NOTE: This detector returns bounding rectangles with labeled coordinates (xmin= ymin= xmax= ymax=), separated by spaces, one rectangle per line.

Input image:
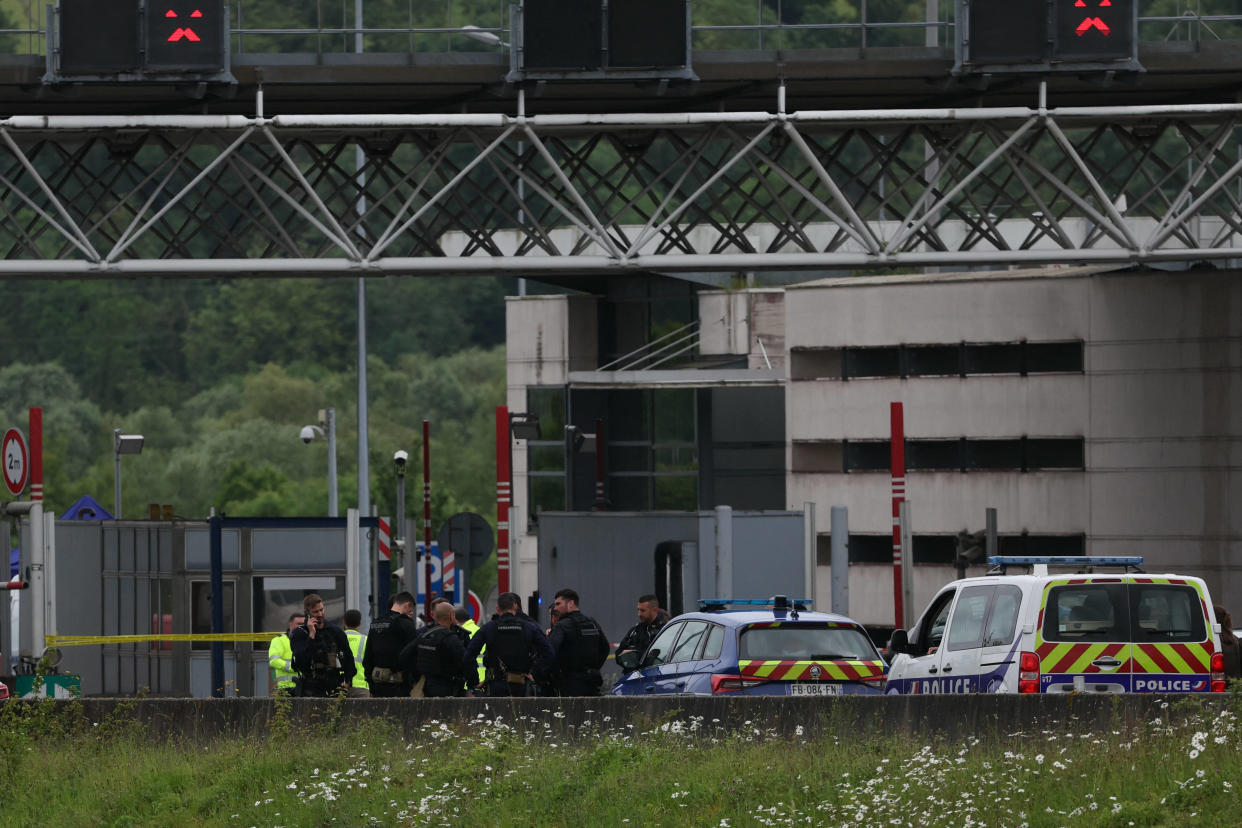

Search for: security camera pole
xmin=300 ymin=409 xmax=338 ymax=517
xmin=323 ymin=408 xmax=338 ymax=517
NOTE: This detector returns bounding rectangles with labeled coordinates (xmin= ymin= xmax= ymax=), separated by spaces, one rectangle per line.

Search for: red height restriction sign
xmin=3 ymin=427 xmax=29 ymax=496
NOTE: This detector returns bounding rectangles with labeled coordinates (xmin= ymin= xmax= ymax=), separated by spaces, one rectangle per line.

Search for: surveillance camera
xmin=393 ymin=450 xmax=409 ymax=467
xmin=300 ymin=425 xmax=317 ymax=444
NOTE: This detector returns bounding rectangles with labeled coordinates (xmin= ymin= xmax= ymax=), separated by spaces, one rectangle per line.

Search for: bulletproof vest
xmin=558 ymin=612 xmax=605 ymax=672
xmin=416 ymin=626 xmax=453 ymax=677
xmin=305 ymin=631 xmax=341 ymax=680
xmin=490 ymin=614 xmax=533 ymax=673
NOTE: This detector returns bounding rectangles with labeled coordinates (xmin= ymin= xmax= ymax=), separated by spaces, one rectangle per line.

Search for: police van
xmin=885 ymin=557 xmax=1227 ymax=695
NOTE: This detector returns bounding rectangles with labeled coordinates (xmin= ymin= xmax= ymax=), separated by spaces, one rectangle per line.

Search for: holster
xmin=370 ymin=666 xmax=404 ymax=684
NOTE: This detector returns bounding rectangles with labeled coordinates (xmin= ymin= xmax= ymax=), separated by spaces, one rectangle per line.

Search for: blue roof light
xmin=698 ymin=597 xmax=813 ymax=611
xmin=987 ymin=556 xmax=1143 ymax=566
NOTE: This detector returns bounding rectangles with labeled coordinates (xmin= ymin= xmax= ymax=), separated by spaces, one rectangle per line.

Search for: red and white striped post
xmin=890 ymin=401 xmax=906 ymax=629
xmin=29 ymin=407 xmax=42 ymax=501
xmin=496 ymin=406 xmax=511 ymax=594
xmin=377 ymin=516 xmax=391 ymax=563
xmin=422 ymin=419 xmax=433 ymax=620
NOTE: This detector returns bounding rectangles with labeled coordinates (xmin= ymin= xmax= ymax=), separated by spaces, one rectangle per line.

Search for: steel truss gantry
xmin=4 ymin=90 xmax=1242 ymax=278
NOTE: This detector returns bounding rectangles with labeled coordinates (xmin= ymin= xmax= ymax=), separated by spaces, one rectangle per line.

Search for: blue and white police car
xmin=611 ymin=596 xmax=888 ymax=696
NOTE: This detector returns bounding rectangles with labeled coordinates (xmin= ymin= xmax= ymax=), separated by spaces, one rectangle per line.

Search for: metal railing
xmin=2 ymin=2 xmax=1241 ymax=58
xmin=599 ymin=321 xmax=701 ymax=372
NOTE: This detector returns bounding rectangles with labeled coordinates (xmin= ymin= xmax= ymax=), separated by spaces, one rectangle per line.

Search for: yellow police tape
xmin=45 ymin=632 xmax=281 ymax=647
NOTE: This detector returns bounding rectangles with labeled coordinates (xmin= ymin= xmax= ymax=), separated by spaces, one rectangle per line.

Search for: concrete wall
xmin=19 ymin=695 xmax=1229 ymax=743
xmin=785 ymin=267 xmax=1242 ymax=626
xmin=537 ymin=509 xmax=810 ymax=674
xmin=505 ymin=295 xmax=600 ymax=597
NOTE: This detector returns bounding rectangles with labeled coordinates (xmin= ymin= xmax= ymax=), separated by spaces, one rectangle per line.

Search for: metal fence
xmin=0 ymin=1 xmax=1239 ymax=57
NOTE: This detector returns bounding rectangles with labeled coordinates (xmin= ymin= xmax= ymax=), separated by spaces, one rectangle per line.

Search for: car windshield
xmin=739 ymin=623 xmax=878 ymax=661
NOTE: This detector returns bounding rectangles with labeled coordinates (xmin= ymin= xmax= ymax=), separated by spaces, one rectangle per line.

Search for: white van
xmin=885 ymin=557 xmax=1227 ymax=694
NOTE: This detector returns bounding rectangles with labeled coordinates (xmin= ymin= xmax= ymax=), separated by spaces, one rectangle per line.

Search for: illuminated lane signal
xmin=956 ymin=0 xmax=1139 ymax=73
xmin=145 ymin=0 xmax=226 ymax=73
xmin=1054 ymin=0 xmax=1135 ymax=61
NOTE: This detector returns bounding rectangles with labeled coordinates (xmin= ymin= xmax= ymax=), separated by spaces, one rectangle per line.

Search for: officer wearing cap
xmin=465 ymin=592 xmax=555 ymax=696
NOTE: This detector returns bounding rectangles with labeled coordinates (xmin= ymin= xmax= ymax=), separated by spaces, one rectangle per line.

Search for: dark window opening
xmin=802 ymin=437 xmax=1085 ymax=473
xmin=965 ymin=343 xmax=1023 ymax=375
xmin=842 ymin=533 xmax=1086 ymax=564
xmin=827 ymin=340 xmax=1083 ymax=380
xmin=907 ymin=344 xmax=961 ymax=377
xmin=844 ymin=346 xmax=900 ymax=379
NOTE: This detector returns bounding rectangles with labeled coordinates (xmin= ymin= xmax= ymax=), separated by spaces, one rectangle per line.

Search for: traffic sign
xmin=465 ymin=590 xmax=483 ymax=624
xmin=437 ymin=512 xmax=494 ymax=570
xmin=3 ymin=427 xmax=29 ymax=496
xmin=58 ymin=0 xmax=141 ymax=76
xmin=144 ymin=0 xmax=227 ymax=73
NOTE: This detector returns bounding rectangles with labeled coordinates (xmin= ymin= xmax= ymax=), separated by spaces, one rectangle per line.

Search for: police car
xmin=611 ymin=596 xmax=888 ymax=696
xmin=885 ymin=557 xmax=1228 ymax=695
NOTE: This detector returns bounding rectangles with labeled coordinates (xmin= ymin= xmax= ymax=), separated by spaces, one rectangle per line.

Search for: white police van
xmin=885 ymin=557 xmax=1227 ymax=695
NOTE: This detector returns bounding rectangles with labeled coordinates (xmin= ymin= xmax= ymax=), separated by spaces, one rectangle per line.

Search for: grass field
xmin=2 ymin=693 xmax=1240 ymax=827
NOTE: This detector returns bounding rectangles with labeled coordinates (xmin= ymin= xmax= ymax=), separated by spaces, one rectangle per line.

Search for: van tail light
xmin=710 ymin=674 xmax=770 ymax=694
xmin=1018 ymin=651 xmax=1040 ymax=694
xmin=1211 ymin=652 xmax=1226 ymax=693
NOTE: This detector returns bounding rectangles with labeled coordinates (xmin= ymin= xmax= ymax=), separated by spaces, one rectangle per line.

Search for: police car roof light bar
xmin=986 ymin=555 xmax=1145 ymax=576
xmin=698 ymin=597 xmax=813 ymax=612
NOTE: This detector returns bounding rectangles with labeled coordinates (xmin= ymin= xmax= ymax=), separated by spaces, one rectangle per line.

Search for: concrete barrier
xmin=6 ymin=694 xmax=1228 ymax=742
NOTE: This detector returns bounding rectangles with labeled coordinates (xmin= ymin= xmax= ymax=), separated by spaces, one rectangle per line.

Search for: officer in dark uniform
xmin=616 ymin=593 xmax=671 ymax=663
xmin=363 ymin=591 xmax=420 ymax=697
xmin=289 ymin=593 xmax=356 ymax=697
xmin=465 ymin=592 xmax=555 ymax=696
xmin=401 ymin=601 xmax=467 ymax=697
xmin=547 ymin=588 xmax=611 ymax=696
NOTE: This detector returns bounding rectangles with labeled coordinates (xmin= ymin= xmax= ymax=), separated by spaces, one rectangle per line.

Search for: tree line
xmin=0 ymin=275 xmax=513 ymax=589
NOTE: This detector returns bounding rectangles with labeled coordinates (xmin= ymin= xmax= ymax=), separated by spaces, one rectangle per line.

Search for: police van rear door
xmin=1126 ymin=577 xmax=1214 ymax=693
xmin=1036 ymin=580 xmax=1131 ymax=693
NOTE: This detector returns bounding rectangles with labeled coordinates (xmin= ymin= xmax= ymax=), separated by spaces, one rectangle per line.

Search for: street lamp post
xmin=300 ymin=408 xmax=338 ymax=517
xmin=113 ymin=429 xmax=144 ymax=519
xmin=393 ymin=450 xmax=408 ymax=593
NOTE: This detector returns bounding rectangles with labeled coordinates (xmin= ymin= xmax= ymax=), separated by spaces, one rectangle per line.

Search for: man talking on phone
xmin=290 ymin=593 xmax=356 ymax=697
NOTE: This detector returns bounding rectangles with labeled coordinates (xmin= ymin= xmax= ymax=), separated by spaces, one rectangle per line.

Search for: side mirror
xmin=888 ymin=629 xmax=909 ymax=655
xmin=616 ymin=650 xmax=641 ymax=671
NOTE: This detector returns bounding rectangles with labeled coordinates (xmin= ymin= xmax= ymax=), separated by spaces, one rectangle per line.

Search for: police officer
xmin=268 ymin=612 xmax=304 ymax=696
xmin=547 ymin=588 xmax=611 ymax=696
xmin=342 ymin=608 xmax=370 ymax=698
xmin=363 ymin=591 xmax=419 ymax=697
xmin=401 ymin=602 xmax=467 ymax=697
xmin=616 ymin=594 xmax=670 ymax=664
xmin=289 ymin=593 xmax=356 ymax=697
xmin=465 ymin=592 xmax=555 ymax=697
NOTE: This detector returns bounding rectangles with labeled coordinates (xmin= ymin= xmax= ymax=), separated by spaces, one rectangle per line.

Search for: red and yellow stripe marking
xmin=738 ymin=659 xmax=886 ymax=681
xmin=1128 ymin=642 xmax=1211 ymax=674
xmin=1035 ymin=642 xmax=1127 ymax=674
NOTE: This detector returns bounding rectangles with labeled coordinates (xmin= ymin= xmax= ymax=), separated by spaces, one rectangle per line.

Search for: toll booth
xmin=15 ymin=516 xmax=380 ymax=697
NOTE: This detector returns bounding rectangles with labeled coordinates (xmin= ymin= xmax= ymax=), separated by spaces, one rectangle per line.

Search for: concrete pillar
xmin=714 ymin=505 xmax=733 ymax=597
xmin=830 ymin=505 xmax=848 ymax=615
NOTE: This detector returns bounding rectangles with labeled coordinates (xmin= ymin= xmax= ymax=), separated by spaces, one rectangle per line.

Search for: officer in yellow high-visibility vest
xmin=455 ymin=605 xmax=487 ymax=689
xmin=343 ymin=608 xmax=371 ymax=697
xmin=268 ymin=613 xmax=304 ymax=695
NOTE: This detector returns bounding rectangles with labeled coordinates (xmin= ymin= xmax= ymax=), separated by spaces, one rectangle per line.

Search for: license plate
xmin=789 ymin=683 xmax=840 ymax=696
